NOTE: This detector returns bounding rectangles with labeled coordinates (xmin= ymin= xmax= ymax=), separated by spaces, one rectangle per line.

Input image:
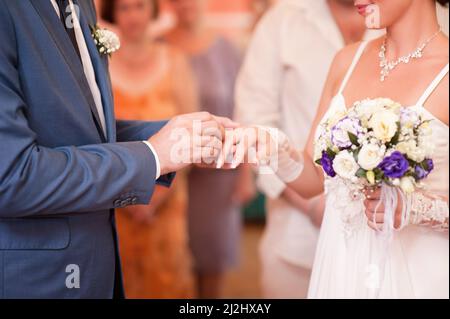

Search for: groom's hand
xmin=148 ymin=112 xmax=239 ymax=175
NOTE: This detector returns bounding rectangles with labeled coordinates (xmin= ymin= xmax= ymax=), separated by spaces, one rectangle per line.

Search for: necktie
xmin=56 ymin=0 xmax=82 ymax=61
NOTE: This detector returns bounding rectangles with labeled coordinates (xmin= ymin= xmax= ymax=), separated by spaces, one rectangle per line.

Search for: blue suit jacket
xmin=0 ymin=0 xmax=174 ymax=298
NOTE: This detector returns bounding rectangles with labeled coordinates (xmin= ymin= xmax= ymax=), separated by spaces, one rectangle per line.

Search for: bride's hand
xmin=216 ymin=126 xmax=275 ymax=169
xmin=363 ymin=187 xmax=403 ymax=231
xmin=216 ymin=126 xmax=304 ymax=184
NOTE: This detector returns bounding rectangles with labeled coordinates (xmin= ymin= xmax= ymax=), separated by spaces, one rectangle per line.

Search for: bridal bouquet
xmin=314 ymin=98 xmax=434 ymax=194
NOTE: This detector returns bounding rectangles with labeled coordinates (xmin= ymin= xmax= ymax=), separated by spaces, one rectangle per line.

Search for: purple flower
xmin=414 ymin=166 xmax=428 ymax=180
xmin=331 ymin=117 xmax=363 ymax=149
xmin=377 ymin=151 xmax=409 ymax=178
xmin=320 ymin=151 xmax=336 ymax=177
xmin=400 ymin=108 xmax=420 ymax=126
xmin=415 ymin=159 xmax=434 ymax=180
xmin=425 ymin=158 xmax=434 ymax=172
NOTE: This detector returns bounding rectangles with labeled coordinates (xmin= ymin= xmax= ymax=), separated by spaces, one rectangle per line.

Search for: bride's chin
xmin=365 ymin=24 xmax=385 ymax=30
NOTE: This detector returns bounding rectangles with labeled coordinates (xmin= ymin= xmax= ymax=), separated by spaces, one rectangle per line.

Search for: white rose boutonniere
xmin=91 ymin=25 xmax=120 ymax=57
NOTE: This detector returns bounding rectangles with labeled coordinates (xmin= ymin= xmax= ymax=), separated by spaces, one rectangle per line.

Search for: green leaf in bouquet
xmin=348 ymin=132 xmax=360 ymax=146
xmin=374 ymin=168 xmax=384 ymax=181
xmin=407 ymin=158 xmax=417 ymax=167
xmin=326 ymin=148 xmax=336 ymax=159
xmin=353 ymin=148 xmax=360 ymax=162
xmin=315 ymin=158 xmax=323 ymax=166
xmin=356 ymin=168 xmax=367 ymax=178
xmin=405 ymin=170 xmax=415 ymax=178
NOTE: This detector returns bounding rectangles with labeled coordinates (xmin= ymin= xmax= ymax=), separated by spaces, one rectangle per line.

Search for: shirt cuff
xmin=256 ymin=170 xmax=287 ymax=199
xmin=142 ymin=141 xmax=161 ymax=180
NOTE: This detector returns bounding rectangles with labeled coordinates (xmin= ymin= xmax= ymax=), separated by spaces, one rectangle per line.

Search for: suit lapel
xmin=76 ymin=0 xmax=116 ymax=143
xmin=31 ymin=0 xmax=107 ymax=142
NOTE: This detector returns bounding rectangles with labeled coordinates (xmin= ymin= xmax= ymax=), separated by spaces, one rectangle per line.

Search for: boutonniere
xmin=90 ymin=25 xmax=120 ymax=57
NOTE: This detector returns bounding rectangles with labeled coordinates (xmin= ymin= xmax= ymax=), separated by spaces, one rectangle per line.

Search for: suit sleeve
xmin=0 ymin=1 xmax=157 ymax=217
xmin=116 ymin=120 xmax=176 ymax=187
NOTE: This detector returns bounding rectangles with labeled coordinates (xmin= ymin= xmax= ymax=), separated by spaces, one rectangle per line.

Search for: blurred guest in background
xmin=97 ymin=0 xmax=176 ymax=38
xmin=102 ymin=0 xmax=198 ymax=299
xmin=165 ymin=0 xmax=255 ymax=299
xmin=235 ymin=0 xmax=383 ymax=298
xmin=235 ymin=0 xmax=275 ymax=51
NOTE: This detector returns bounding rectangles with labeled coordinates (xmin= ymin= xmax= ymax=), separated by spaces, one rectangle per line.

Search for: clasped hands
xmin=363 ymin=187 xmax=404 ymax=231
xmin=149 ymin=112 xmax=413 ymax=234
xmin=148 ymin=112 xmax=278 ymax=176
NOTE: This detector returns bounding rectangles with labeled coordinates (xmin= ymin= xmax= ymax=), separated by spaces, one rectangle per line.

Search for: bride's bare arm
xmin=285 ymin=48 xmax=356 ymax=198
xmin=227 ymin=44 xmax=360 ymax=198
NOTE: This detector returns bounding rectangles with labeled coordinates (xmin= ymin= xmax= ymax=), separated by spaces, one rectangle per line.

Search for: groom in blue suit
xmin=0 ymin=0 xmax=233 ymax=298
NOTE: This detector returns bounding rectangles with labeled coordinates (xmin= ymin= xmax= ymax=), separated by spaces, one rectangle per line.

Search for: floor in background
xmin=222 ymin=223 xmax=265 ymax=299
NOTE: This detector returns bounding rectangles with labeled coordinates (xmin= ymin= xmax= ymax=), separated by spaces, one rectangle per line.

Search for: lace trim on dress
xmin=404 ymin=192 xmax=449 ymax=231
xmin=324 ymin=177 xmax=365 ymax=238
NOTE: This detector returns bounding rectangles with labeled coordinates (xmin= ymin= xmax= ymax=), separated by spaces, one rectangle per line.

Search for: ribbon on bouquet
xmin=371 ymin=184 xmax=409 ymax=298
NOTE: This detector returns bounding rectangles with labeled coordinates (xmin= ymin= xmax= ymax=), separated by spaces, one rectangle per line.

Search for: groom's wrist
xmin=142 ymin=141 xmax=161 ymax=180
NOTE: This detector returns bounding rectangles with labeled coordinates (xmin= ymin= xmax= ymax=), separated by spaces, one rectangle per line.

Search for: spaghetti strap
xmin=337 ymin=41 xmax=369 ymax=95
xmin=416 ymin=63 xmax=449 ymax=107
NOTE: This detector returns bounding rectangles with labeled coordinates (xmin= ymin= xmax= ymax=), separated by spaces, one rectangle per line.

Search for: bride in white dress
xmin=223 ymin=0 xmax=449 ymax=298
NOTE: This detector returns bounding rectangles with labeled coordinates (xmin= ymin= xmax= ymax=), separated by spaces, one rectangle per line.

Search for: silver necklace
xmin=379 ymin=28 xmax=442 ymax=82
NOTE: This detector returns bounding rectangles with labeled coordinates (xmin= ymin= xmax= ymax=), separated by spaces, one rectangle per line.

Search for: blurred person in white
xmin=235 ymin=0 xmax=449 ymax=298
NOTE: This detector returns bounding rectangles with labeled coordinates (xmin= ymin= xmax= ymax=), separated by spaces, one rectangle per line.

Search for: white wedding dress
xmin=308 ymin=41 xmax=449 ymax=299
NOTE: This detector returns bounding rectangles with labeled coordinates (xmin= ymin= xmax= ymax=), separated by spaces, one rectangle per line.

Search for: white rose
xmin=328 ymin=109 xmax=348 ymax=127
xmin=418 ymin=135 xmax=435 ymax=158
xmin=333 ymin=150 xmax=360 ymax=180
xmin=396 ymin=140 xmax=426 ymax=162
xmin=418 ymin=121 xmax=432 ymax=136
xmin=408 ymin=148 xmax=426 ymax=162
xmin=396 ymin=140 xmax=414 ymax=155
xmin=358 ymin=143 xmax=385 ymax=170
xmin=355 ymin=99 xmax=381 ymax=119
xmin=400 ymin=177 xmax=415 ymax=194
xmin=369 ymin=110 xmax=399 ymax=143
xmin=313 ymin=138 xmax=326 ymax=162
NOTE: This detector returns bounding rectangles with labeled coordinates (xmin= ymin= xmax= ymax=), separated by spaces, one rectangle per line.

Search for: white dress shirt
xmin=50 ymin=0 xmax=161 ymax=179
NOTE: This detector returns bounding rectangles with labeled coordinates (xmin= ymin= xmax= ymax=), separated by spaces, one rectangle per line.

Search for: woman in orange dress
xmin=101 ymin=0 xmax=197 ymax=298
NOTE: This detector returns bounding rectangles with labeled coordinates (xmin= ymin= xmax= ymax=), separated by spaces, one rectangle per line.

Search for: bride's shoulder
xmin=327 ymin=41 xmax=367 ymax=87
xmin=333 ymin=38 xmax=381 ymax=68
xmin=328 ymin=38 xmax=383 ymax=84
xmin=435 ymin=34 xmax=449 ymax=58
